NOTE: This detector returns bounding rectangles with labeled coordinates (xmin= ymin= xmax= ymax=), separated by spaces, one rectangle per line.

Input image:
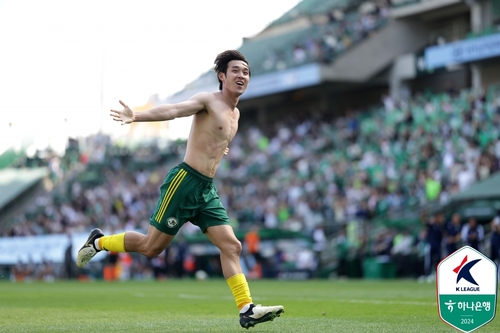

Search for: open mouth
xmin=236 ymin=81 xmax=244 ymax=86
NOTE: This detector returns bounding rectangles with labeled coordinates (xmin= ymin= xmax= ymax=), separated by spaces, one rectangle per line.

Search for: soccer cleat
xmin=76 ymin=228 xmax=104 ymax=268
xmin=239 ymin=303 xmax=284 ymax=329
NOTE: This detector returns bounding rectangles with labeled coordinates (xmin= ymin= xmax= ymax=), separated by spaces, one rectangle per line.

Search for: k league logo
xmin=453 ymin=255 xmax=481 ymax=291
xmin=437 ymin=246 xmax=497 ymax=333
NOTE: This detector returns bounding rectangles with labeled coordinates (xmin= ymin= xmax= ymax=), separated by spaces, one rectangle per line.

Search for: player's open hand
xmin=110 ymin=100 xmax=134 ymax=125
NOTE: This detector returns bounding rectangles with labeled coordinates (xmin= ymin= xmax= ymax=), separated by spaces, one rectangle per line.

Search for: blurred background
xmin=2 ymin=0 xmax=500 ymax=283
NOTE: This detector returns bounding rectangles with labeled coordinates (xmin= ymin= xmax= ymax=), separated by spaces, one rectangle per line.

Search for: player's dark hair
xmin=214 ymin=50 xmax=250 ymax=91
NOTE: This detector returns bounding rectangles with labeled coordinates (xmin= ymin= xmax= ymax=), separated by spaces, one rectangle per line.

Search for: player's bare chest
xmin=212 ymin=110 xmax=239 ymax=137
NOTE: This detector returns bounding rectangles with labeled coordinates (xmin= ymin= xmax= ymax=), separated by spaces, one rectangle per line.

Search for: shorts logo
xmin=166 ymin=217 xmax=178 ymax=228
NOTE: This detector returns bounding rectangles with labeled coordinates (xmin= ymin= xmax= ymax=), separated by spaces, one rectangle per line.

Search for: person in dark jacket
xmin=461 ymin=216 xmax=484 ymax=251
xmin=446 ymin=213 xmax=462 ymax=255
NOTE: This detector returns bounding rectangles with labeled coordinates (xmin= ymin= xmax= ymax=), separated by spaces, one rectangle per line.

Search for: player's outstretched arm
xmin=110 ymin=93 xmax=212 ymax=124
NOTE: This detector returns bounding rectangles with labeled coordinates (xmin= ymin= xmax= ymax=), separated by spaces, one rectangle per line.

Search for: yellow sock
xmin=226 ymin=273 xmax=252 ymax=310
xmin=98 ymin=232 xmax=126 ymax=252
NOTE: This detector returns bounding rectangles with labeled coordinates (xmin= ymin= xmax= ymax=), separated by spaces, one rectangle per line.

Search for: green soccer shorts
xmin=150 ymin=162 xmax=230 ymax=235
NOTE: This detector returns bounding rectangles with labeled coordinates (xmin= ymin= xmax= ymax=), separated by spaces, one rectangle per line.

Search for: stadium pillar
xmin=389 ymin=54 xmax=415 ymax=101
xmin=469 ymin=1 xmax=482 ymax=33
xmin=468 ymin=0 xmax=492 ymax=34
xmin=468 ymin=0 xmax=494 ymax=91
xmin=471 ymin=64 xmax=482 ymax=92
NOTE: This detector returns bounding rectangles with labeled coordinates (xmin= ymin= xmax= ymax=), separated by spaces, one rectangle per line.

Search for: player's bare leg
xmin=122 ymin=226 xmax=174 ymax=258
xmin=205 ymin=225 xmax=284 ymax=329
xmin=77 ymin=226 xmax=174 ymax=268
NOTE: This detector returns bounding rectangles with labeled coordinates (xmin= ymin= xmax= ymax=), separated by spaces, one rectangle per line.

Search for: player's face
xmin=222 ymin=60 xmax=250 ymax=95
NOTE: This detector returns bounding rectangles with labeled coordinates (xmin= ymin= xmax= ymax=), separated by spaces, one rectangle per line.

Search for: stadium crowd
xmin=217 ymin=87 xmax=500 ymax=231
xmin=4 ymin=85 xmax=500 ymax=280
xmin=260 ymin=0 xmax=390 ymax=74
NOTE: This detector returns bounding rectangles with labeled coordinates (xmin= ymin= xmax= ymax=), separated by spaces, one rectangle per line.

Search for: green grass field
xmin=0 ymin=279 xmax=498 ymax=332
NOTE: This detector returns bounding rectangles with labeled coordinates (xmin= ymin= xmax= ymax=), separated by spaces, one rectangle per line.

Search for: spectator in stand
xmin=336 ymin=226 xmax=350 ymax=278
xmin=425 ymin=171 xmax=441 ymax=202
xmin=312 ymin=224 xmax=327 ymax=266
xmin=244 ymin=226 xmax=262 ymax=275
xmin=490 ymin=210 xmax=500 ymax=275
xmin=371 ymin=230 xmax=393 ymax=259
xmin=151 ymin=250 xmax=167 ymax=280
xmin=423 ymin=213 xmax=446 ymax=278
xmin=292 ymin=44 xmax=307 ymax=64
xmin=445 ymin=213 xmax=462 ymax=255
xmin=12 ymin=259 xmax=26 ymax=282
xmin=461 ymin=216 xmax=484 ymax=252
xmin=295 ymin=246 xmax=316 ymax=277
xmin=172 ymin=236 xmax=188 ymax=278
xmin=64 ymin=234 xmax=75 ymax=279
xmin=415 ymin=228 xmax=428 ymax=279
xmin=391 ymin=229 xmax=414 ymax=278
xmin=103 ymin=251 xmax=119 ymax=281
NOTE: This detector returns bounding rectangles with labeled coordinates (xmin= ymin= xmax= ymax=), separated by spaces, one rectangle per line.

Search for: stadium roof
xmin=450 ymin=172 xmax=500 ymax=202
xmin=0 ymin=167 xmax=47 ymax=211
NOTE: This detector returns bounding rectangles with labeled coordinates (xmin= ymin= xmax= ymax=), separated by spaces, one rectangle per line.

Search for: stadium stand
xmin=0 ymin=137 xmax=82 ymax=226
xmin=218 ymin=86 xmax=500 ymax=228
xmin=4 ymin=0 xmax=500 ymax=281
xmin=239 ymin=2 xmax=389 ymax=76
xmin=3 ymin=85 xmax=500 ymax=279
xmin=266 ymin=0 xmax=355 ymax=28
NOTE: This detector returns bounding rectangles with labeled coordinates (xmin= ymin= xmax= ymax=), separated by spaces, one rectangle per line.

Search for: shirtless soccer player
xmin=76 ymin=50 xmax=284 ymax=329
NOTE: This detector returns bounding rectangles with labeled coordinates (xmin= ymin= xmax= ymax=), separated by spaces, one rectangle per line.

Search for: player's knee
xmin=144 ymin=246 xmax=164 ymax=258
xmin=222 ymin=239 xmax=242 ymax=257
